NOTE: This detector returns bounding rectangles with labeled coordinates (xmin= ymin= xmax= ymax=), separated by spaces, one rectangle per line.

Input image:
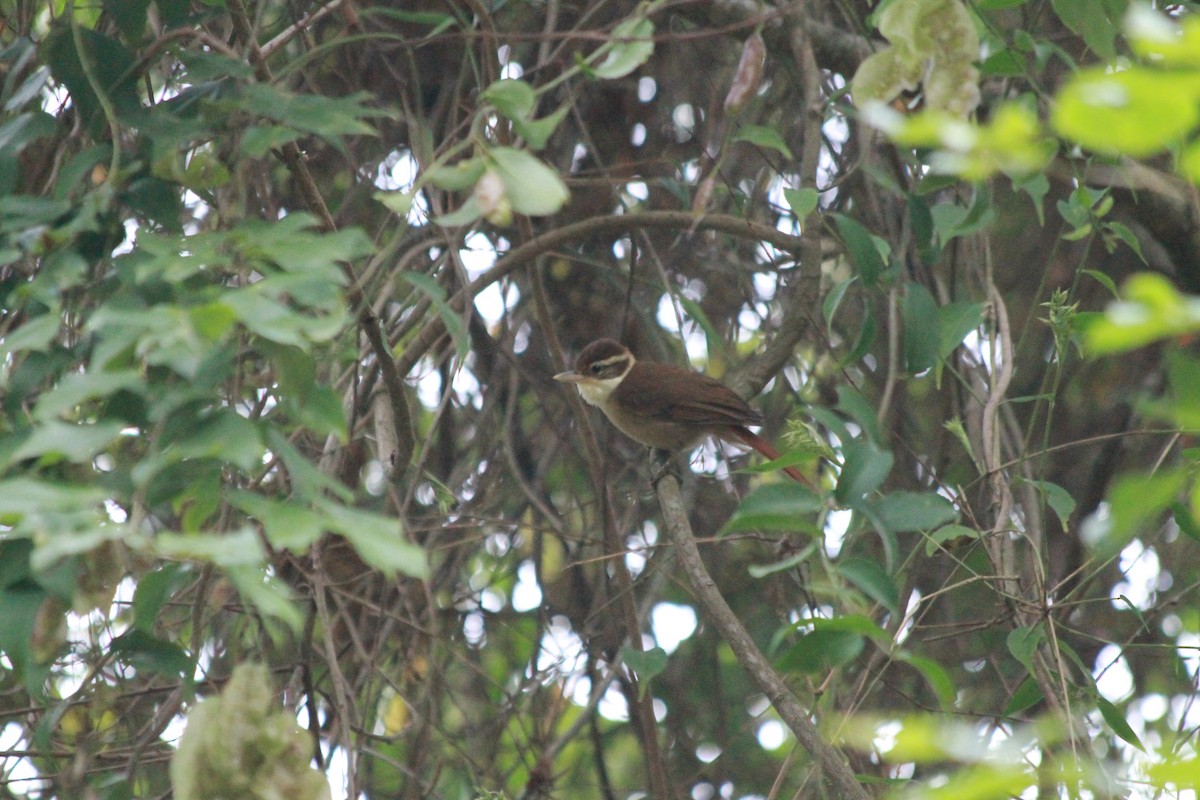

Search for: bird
xmin=553 ymin=338 xmax=809 ymax=484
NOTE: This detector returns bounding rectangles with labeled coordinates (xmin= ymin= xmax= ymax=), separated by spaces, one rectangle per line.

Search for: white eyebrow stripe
xmin=593 ymin=354 xmax=633 ymax=368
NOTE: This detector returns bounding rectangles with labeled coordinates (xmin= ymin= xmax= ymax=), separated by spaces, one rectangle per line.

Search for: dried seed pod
xmin=724 ymin=32 xmax=766 ymax=115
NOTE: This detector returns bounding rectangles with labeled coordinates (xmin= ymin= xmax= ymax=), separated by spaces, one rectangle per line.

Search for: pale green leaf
xmin=488 ymin=147 xmax=569 ymax=217
xmin=720 ymin=483 xmax=823 ymax=534
xmin=320 ymin=502 xmax=428 ymax=578
xmin=593 ymin=18 xmax=654 ymax=79
xmin=784 ymin=187 xmax=819 ymax=219
xmin=733 ymin=124 xmax=793 ymax=159
xmin=1053 ymin=67 xmax=1200 ymax=157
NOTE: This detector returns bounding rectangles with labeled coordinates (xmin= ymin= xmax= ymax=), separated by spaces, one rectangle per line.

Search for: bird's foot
xmin=649 ymin=448 xmax=678 ymax=485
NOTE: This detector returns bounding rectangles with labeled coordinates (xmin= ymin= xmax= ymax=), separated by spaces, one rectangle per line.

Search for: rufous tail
xmin=728 ymin=427 xmax=812 ymax=486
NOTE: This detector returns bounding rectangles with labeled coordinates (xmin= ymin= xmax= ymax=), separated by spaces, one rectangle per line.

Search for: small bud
xmin=724 ymin=33 xmax=766 ymax=115
xmin=474 ymin=170 xmax=513 ymax=226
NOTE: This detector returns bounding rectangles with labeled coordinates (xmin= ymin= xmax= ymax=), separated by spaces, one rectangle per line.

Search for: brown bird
xmin=554 ymin=338 xmax=808 ymax=484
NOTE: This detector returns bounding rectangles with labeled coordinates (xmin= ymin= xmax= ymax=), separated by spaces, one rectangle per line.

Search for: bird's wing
xmin=613 ymin=364 xmax=764 ymax=427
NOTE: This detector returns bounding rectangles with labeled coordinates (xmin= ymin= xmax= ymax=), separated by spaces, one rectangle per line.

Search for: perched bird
xmin=554 ymin=338 xmax=808 ymax=484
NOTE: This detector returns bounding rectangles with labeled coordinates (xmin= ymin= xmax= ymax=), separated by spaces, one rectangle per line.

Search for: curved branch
xmin=395 ymin=211 xmax=806 ymax=378
xmin=654 ymin=472 xmax=872 ymax=800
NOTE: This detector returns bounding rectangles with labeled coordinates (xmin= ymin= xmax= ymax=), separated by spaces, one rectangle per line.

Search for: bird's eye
xmin=589 ymin=364 xmax=603 ymax=375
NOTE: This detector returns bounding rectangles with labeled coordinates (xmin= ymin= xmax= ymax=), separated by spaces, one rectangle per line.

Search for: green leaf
xmin=907 ymin=194 xmax=938 ymax=265
xmin=1081 ymin=269 xmax=1118 ymax=299
xmin=481 ymin=78 xmax=536 ymax=120
xmin=721 ymin=483 xmax=823 ymax=534
xmin=236 ymin=215 xmax=375 ymax=273
xmin=1080 ymin=272 xmax=1200 ymax=354
xmin=1097 ymin=696 xmax=1145 ymax=752
xmin=931 ymin=192 xmax=996 ymax=243
xmin=110 ymin=629 xmax=192 ymax=679
xmin=132 ymin=563 xmax=191 ymax=633
xmin=432 ymin=195 xmax=482 ymax=227
xmin=1051 ymin=0 xmax=1120 ymax=60
xmin=1006 ymin=624 xmax=1043 ymax=675
xmin=924 ymin=523 xmax=980 ymax=555
xmin=42 ymin=26 xmax=141 ymax=133
xmin=7 ymin=420 xmax=124 ymax=467
xmin=1128 ymin=6 xmax=1200 ymax=68
xmin=943 ymin=417 xmax=978 ymax=468
xmin=240 ymin=125 xmax=301 ymax=158
xmin=511 ymin=104 xmax=569 ymax=150
xmin=320 ymin=502 xmax=428 ymax=579
xmin=864 ymin=491 xmax=958 ymax=533
xmin=33 ymin=370 xmax=145 ymax=421
xmin=896 ymin=653 xmax=956 ymax=709
xmin=231 ymin=494 xmax=326 ymax=553
xmin=593 ymin=17 xmax=654 ymax=79
xmin=1080 ymin=468 xmax=1187 ymax=556
xmin=1172 ymin=502 xmax=1200 ymax=544
xmin=0 ymin=313 xmax=60 ymax=355
xmin=836 ymin=386 xmax=885 ymax=446
xmin=488 ymin=147 xmax=570 ymax=217
xmin=804 ymin=614 xmax=892 ymax=643
xmin=622 ymin=646 xmax=668 ymax=686
xmin=1013 ymin=172 xmax=1049 ymax=225
xmin=842 ymin=308 xmax=878 ymax=369
xmin=778 ymin=628 xmax=865 ymax=673
xmin=225 ymin=566 xmax=304 ymax=632
xmin=374 ymin=190 xmax=413 ymax=217
xmin=980 ymin=49 xmax=1025 ymax=77
xmin=398 ymin=271 xmax=469 ymax=361
xmin=1104 ymin=221 xmax=1146 ymax=264
xmin=0 ymin=112 xmax=55 ymax=153
xmin=241 ymin=86 xmax=388 ymax=150
xmin=425 ymin=158 xmax=486 ymax=191
xmin=748 ymin=541 xmax=819 ymax=577
xmin=29 ymin=525 xmax=131 ymax=574
xmin=1003 ymin=676 xmax=1044 ymax=716
xmin=1020 ymin=479 xmax=1075 ymax=529
xmin=1149 ymin=756 xmax=1200 ymax=791
xmin=4 ymin=68 xmax=53 ymax=114
xmin=1053 ymin=67 xmax=1200 ymax=157
xmin=938 ymin=301 xmax=984 ymax=358
xmin=832 ymin=213 xmax=886 ymax=286
xmin=733 ymin=124 xmax=793 ymax=159
xmin=835 ymin=439 xmax=893 ymax=505
xmin=0 ymin=540 xmax=34 ymax=590
xmin=835 ymin=556 xmax=900 ymax=612
xmin=784 ymin=187 xmax=819 ymax=219
xmin=0 ymin=478 xmax=106 ymax=520
xmin=155 ymin=528 xmax=266 ymax=567
xmin=105 ymin=0 xmax=151 ymax=40
xmin=822 ymin=276 xmax=856 ymax=336
xmin=266 ymin=428 xmax=352 ymax=503
xmin=903 ymin=281 xmax=941 ymax=374
xmin=0 ymin=585 xmax=47 ymax=684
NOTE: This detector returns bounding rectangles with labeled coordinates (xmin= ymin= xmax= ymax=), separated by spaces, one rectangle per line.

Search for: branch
xmin=653 ymin=472 xmax=872 ymax=800
xmin=395 ymin=211 xmax=805 ymax=378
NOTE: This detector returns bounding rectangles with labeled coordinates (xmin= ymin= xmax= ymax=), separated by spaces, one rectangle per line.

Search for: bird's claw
xmin=649 ymin=448 xmax=678 ymax=485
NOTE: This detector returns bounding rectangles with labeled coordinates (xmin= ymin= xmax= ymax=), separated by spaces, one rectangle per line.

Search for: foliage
xmin=171 ymin=662 xmax=329 ymax=800
xmin=0 ymin=0 xmax=1197 ymax=799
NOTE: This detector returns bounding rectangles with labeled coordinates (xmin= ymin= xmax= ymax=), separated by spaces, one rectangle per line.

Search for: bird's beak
xmin=554 ymin=370 xmax=583 ymax=383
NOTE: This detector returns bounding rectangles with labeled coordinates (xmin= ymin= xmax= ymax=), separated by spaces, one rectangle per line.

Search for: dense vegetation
xmin=0 ymin=0 xmax=1198 ymax=797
